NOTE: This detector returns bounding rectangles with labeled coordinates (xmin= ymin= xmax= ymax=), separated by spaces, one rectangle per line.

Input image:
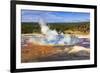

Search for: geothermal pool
xmin=21 ymin=34 xmax=90 ymax=48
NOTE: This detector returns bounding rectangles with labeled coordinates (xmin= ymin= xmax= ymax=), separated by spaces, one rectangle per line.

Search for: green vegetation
xmin=21 ymin=22 xmax=90 ymax=34
xmin=21 ymin=22 xmax=41 ymax=33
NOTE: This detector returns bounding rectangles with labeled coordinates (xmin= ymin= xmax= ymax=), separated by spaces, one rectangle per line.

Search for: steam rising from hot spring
xmin=38 ymin=18 xmax=50 ymax=34
xmin=28 ymin=18 xmax=81 ymax=45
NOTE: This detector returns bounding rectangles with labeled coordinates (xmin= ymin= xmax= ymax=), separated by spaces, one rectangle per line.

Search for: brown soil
xmin=21 ymin=43 xmax=59 ymax=62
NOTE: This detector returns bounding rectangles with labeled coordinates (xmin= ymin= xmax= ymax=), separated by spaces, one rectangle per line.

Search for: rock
xmin=64 ymin=46 xmax=90 ymax=57
xmin=68 ymin=46 xmax=90 ymax=54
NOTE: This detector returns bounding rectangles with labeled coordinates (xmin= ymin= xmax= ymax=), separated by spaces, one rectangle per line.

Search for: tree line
xmin=21 ymin=22 xmax=90 ymax=34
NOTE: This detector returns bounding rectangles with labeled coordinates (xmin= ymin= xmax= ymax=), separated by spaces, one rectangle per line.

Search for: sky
xmin=21 ymin=10 xmax=90 ymax=23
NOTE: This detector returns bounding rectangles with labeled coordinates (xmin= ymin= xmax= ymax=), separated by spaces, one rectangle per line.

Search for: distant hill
xmin=22 ymin=22 xmax=89 ymax=25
